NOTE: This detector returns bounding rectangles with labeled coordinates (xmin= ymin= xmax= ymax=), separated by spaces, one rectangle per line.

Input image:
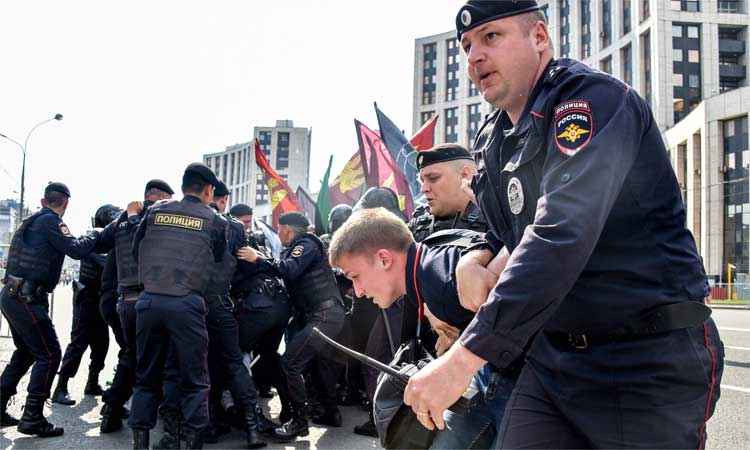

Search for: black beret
xmin=229 ymin=204 xmax=253 ymax=217
xmin=456 ymin=1 xmax=540 ymax=40
xmin=44 ymin=182 xmax=71 ymax=198
xmin=416 ymin=144 xmax=474 ymax=170
xmin=144 ymin=179 xmax=174 ymax=195
xmin=183 ymin=162 xmax=221 ymax=188
xmin=279 ymin=211 xmax=310 ymax=228
xmin=214 ymin=181 xmax=230 ymax=197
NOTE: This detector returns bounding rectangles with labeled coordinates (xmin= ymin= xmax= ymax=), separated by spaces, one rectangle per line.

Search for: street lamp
xmin=0 ymin=113 xmax=63 ymax=222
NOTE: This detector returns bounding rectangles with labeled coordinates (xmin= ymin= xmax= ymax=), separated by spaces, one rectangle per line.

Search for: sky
xmin=0 ymin=0 xmax=463 ymax=234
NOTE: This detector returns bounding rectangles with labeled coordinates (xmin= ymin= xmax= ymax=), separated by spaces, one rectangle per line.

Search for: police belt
xmin=2 ymin=275 xmax=49 ymax=304
xmin=120 ymin=288 xmax=142 ymax=303
xmin=544 ymin=301 xmax=711 ymax=351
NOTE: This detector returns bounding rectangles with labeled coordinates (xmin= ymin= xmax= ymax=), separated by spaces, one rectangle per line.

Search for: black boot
xmin=183 ymin=431 xmax=204 ymax=450
xmin=84 ymin=371 xmax=104 ymax=396
xmin=353 ymin=410 xmax=378 ymax=438
xmin=254 ymin=405 xmax=278 ymax=436
xmin=133 ymin=428 xmax=150 ymax=450
xmin=245 ymin=406 xmax=267 ymax=449
xmin=270 ymin=404 xmax=308 ymax=443
xmin=1 ymin=393 xmax=20 ymax=427
xmin=100 ymin=403 xmax=125 ymax=434
xmin=17 ymin=396 xmax=64 ymax=437
xmin=311 ymin=406 xmax=342 ymax=427
xmin=153 ymin=409 xmax=181 ymax=449
xmin=51 ymin=377 xmax=75 ymax=406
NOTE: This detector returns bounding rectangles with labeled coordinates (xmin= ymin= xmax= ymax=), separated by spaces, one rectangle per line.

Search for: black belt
xmin=544 ymin=301 xmax=712 ymax=351
xmin=2 ymin=275 xmax=49 ymax=304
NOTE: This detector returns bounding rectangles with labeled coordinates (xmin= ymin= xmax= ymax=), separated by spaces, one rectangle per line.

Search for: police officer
xmin=0 ymin=182 xmax=106 ymax=437
xmin=404 ymin=2 xmax=725 ymax=449
xmin=99 ymin=179 xmax=174 ymax=434
xmin=52 ymin=204 xmax=122 ymax=406
xmin=237 ymin=212 xmax=345 ymax=442
xmin=319 ymin=204 xmax=352 ymax=250
xmin=128 ymin=163 xmax=226 ymax=450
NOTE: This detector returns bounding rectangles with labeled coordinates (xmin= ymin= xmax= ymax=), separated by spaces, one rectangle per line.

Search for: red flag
xmin=329 ymin=150 xmax=366 ymax=207
xmin=254 ymin=140 xmax=300 ymax=228
xmin=355 ymin=120 xmax=414 ymax=217
xmin=410 ymin=114 xmax=438 ymax=151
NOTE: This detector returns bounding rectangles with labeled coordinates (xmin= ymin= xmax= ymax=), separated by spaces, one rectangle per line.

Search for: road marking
xmin=721 ymin=384 xmax=750 ymax=394
xmin=725 ymin=346 xmax=750 ymax=351
xmin=718 ymin=327 xmax=750 ymax=333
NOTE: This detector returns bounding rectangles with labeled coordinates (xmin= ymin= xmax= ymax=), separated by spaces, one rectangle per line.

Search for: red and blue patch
xmin=554 ymin=100 xmax=594 ymax=157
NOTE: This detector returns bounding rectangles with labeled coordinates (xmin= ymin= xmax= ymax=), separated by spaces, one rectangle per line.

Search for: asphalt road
xmin=1 ymin=287 xmax=748 ymax=449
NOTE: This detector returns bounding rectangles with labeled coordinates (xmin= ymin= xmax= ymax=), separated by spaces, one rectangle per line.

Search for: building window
xmin=601 ymin=0 xmax=612 ymax=48
xmin=256 ymin=174 xmax=267 ymax=203
xmin=468 ymin=79 xmax=479 ymax=97
xmin=641 ymin=0 xmax=650 ymax=21
xmin=723 ymin=115 xmax=750 ymax=276
xmin=718 ymin=0 xmax=743 ymax=13
xmin=258 ymin=131 xmax=272 ymax=157
xmin=580 ymin=0 xmax=591 ymax=59
xmin=673 ymin=22 xmax=702 ymax=123
xmin=229 ymin=153 xmax=235 ymax=185
xmin=671 ymin=0 xmax=701 ymax=12
xmin=641 ymin=30 xmax=652 ymax=105
xmin=422 ymin=43 xmax=437 ymax=105
xmin=467 ymin=104 xmax=482 ymax=145
xmin=559 ymin=0 xmax=570 ymax=58
xmin=623 ymin=0 xmax=632 ymax=35
xmin=420 ymin=111 xmax=435 ymax=126
xmin=446 ymin=38 xmax=460 ymax=101
xmin=601 ymin=55 xmax=613 ymax=74
xmin=621 ymin=44 xmax=633 ymax=86
xmin=718 ymin=26 xmax=747 ymax=93
xmin=277 ymin=132 xmax=290 ymax=170
xmin=222 ymin=154 xmax=228 ymax=182
xmin=444 ymin=107 xmax=458 ymax=143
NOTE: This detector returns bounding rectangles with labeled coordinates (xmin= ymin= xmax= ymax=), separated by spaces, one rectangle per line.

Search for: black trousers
xmin=497 ymin=320 xmax=725 ymax=449
xmin=59 ymin=288 xmax=109 ymax=379
xmin=129 ymin=293 xmax=209 ymax=434
xmin=0 ymin=287 xmax=61 ymax=400
xmin=281 ymin=301 xmax=345 ymax=408
xmin=102 ymin=295 xmax=138 ymax=409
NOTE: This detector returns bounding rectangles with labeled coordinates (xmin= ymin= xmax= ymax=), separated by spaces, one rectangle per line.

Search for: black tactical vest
xmin=205 ymin=215 xmax=241 ymax=297
xmin=5 ymin=210 xmax=59 ymax=290
xmin=79 ymin=255 xmax=104 ymax=290
xmin=138 ymin=198 xmax=217 ymax=297
xmin=285 ymin=234 xmax=342 ymax=312
xmin=409 ymin=202 xmax=487 ymax=243
xmin=115 ymin=212 xmax=142 ymax=291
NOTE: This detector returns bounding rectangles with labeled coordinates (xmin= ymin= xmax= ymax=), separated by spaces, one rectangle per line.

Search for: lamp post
xmin=0 ymin=113 xmax=63 ymax=222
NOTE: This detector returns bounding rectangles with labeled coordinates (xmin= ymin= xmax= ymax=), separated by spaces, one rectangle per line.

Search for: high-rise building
xmin=413 ymin=1 xmax=749 ymax=280
xmin=203 ymin=120 xmax=311 ymax=222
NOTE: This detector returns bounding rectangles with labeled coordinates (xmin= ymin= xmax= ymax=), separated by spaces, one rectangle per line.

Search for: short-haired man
xmin=404 ymin=2 xmax=724 ymax=449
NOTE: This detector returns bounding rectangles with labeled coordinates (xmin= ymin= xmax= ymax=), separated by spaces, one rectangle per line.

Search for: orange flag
xmin=254 ymin=139 xmax=300 ymax=228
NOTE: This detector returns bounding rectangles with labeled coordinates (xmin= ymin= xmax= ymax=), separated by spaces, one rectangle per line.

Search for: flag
xmin=316 ymin=155 xmax=334 ymax=232
xmin=329 ymin=150 xmax=366 ymax=207
xmin=374 ymin=103 xmax=422 ymax=203
xmin=410 ymin=113 xmax=438 ymax=151
xmin=355 ymin=119 xmax=415 ymax=217
xmin=296 ymin=186 xmax=325 ymax=234
xmin=254 ymin=139 xmax=300 ymax=228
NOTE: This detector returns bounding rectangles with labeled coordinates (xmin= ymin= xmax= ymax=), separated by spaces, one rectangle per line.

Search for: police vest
xmin=115 ymin=213 xmax=142 ymax=291
xmin=5 ymin=210 xmax=58 ymax=290
xmin=138 ymin=199 xmax=217 ymax=297
xmin=409 ymin=202 xmax=487 ymax=243
xmin=205 ymin=215 xmax=241 ymax=297
xmin=285 ymin=234 xmax=342 ymax=312
xmin=79 ymin=255 xmax=104 ymax=289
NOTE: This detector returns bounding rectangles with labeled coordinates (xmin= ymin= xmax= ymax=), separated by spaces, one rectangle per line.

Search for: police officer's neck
xmin=504 ymin=54 xmax=554 ymax=125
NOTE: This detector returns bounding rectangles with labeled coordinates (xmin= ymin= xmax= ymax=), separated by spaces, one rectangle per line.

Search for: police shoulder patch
xmin=554 ymin=100 xmax=595 ymax=157
xmin=291 ymin=245 xmax=304 ymax=257
xmin=59 ymin=223 xmax=72 ymax=237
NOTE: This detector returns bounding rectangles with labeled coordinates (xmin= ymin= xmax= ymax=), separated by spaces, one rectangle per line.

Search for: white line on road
xmin=718 ymin=327 xmax=750 ymax=332
xmin=725 ymin=346 xmax=750 ymax=351
xmin=722 ymin=384 xmax=750 ymax=394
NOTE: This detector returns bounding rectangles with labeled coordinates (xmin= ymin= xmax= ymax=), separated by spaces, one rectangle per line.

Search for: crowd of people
xmin=0 ymin=2 xmax=726 ymax=450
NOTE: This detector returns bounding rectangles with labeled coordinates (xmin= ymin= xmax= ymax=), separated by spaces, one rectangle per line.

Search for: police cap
xmin=183 ymin=162 xmax=221 ymax=188
xmin=416 ymin=144 xmax=474 ymax=170
xmin=144 ymin=179 xmax=174 ymax=195
xmin=279 ymin=211 xmax=310 ymax=228
xmin=44 ymin=182 xmax=71 ymax=198
xmin=214 ymin=181 xmax=230 ymax=197
xmin=456 ymin=1 xmax=541 ymax=40
xmin=229 ymin=203 xmax=253 ymax=217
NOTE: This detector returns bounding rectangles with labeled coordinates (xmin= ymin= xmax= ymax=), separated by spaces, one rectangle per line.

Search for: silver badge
xmin=461 ymin=9 xmax=472 ymax=27
xmin=507 ymin=177 xmax=524 ymax=215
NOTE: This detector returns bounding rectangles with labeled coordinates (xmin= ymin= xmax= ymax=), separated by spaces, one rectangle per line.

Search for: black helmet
xmin=92 ymin=204 xmax=123 ymax=228
xmin=328 ymin=204 xmax=353 ymax=234
xmin=353 ymin=187 xmax=405 ymax=221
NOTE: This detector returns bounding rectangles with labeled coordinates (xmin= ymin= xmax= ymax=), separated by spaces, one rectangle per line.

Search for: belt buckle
xmin=568 ymin=333 xmax=588 ymax=350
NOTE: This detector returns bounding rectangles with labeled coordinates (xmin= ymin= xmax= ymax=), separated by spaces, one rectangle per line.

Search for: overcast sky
xmin=0 ymin=0 xmax=462 ymax=233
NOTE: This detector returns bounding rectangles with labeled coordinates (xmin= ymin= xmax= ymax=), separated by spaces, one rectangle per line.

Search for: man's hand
xmin=403 ymin=344 xmax=485 ymax=431
xmin=424 ymin=305 xmax=460 ymax=356
xmin=236 ymin=246 xmax=259 ymax=263
xmin=456 ymin=249 xmax=497 ymax=312
xmin=126 ymin=201 xmax=143 ymax=217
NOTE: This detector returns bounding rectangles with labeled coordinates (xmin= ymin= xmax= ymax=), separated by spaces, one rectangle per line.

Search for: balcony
xmin=720 ymin=63 xmax=747 ymax=79
xmin=720 ymin=39 xmax=746 ymax=55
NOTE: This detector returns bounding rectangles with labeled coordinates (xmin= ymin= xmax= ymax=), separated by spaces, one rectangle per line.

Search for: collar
xmin=183 ymin=195 xmax=202 ymax=204
xmin=499 ymin=59 xmax=557 ymax=137
xmin=404 ymin=243 xmax=418 ymax=302
xmin=40 ymin=207 xmax=58 ymax=217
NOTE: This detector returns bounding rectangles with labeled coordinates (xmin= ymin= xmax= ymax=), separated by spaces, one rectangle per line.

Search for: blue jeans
xmin=430 ymin=365 xmax=517 ymax=449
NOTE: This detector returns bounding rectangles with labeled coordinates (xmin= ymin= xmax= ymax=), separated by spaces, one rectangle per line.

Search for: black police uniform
xmin=128 ymin=195 xmax=226 ymax=442
xmin=0 ymin=202 xmax=102 ymax=436
xmin=99 ymin=251 xmax=126 ymax=360
xmin=461 ymin=56 xmax=725 ymax=447
xmin=262 ymin=231 xmax=345 ymax=440
xmin=409 ymin=201 xmax=486 ymax=243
